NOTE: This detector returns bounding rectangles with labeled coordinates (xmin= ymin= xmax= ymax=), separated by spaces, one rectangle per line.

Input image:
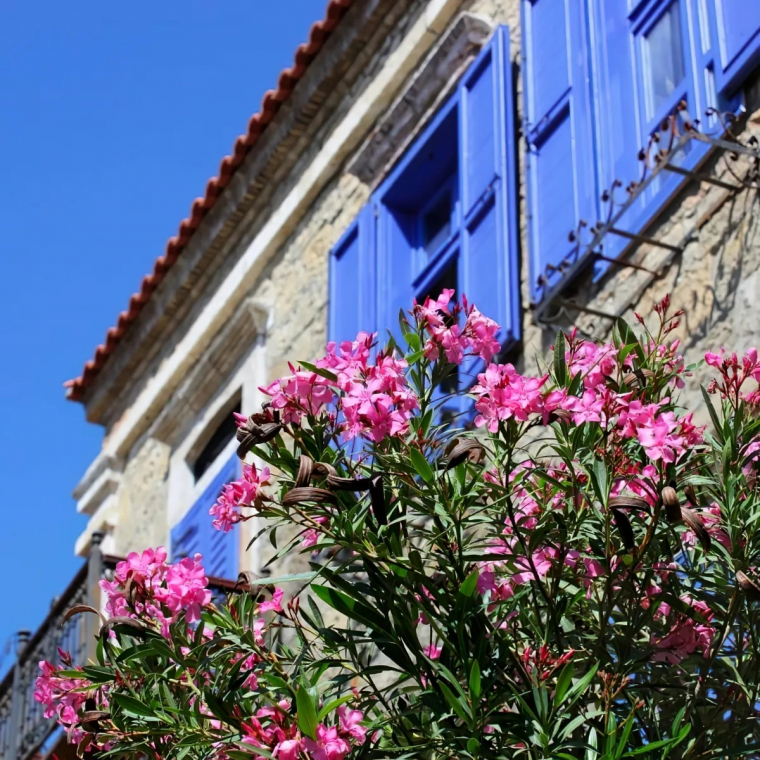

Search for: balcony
xmin=0 ymin=534 xmax=242 ymax=760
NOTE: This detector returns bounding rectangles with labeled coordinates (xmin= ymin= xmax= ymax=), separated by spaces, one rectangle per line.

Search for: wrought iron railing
xmin=0 ymin=534 xmax=242 ymax=760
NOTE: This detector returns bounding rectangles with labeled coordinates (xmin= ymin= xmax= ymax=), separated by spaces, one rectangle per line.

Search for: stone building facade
xmin=65 ymin=0 xmax=760 ymax=580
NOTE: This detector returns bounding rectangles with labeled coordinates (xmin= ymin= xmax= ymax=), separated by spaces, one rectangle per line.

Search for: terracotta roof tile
xmin=64 ymin=0 xmax=355 ymax=401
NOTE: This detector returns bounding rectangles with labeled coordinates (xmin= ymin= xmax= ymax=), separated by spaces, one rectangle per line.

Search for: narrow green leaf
xmin=554 ymin=330 xmax=567 ymax=386
xmin=565 ymin=663 xmax=599 ymax=708
xmin=296 ymin=685 xmax=319 ymax=740
xmin=311 ymin=584 xmax=391 ymax=636
xmin=112 ymin=693 xmax=159 ymax=720
xmin=299 ymin=361 xmax=338 ymax=383
xmin=459 ymin=569 xmax=480 ymax=598
xmin=404 ymin=332 xmax=422 ymax=352
xmin=317 ymin=694 xmax=356 ymax=721
xmin=469 ymin=660 xmax=481 ymax=700
xmin=701 ymin=386 xmax=724 ymax=444
xmin=399 ymin=308 xmax=412 ymax=336
xmin=553 ymin=660 xmax=574 ymax=709
xmin=439 ymin=682 xmax=472 ymax=726
xmin=410 ymin=447 xmax=434 ymax=484
xmin=614 ymin=317 xmax=645 ymax=363
xmin=586 ymin=727 xmax=599 ymax=760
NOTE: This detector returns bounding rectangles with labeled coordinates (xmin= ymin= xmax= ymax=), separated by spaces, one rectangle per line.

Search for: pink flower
xmin=651 ymin=596 xmax=715 ymax=664
xmin=465 ymin=307 xmax=501 ymax=363
xmin=636 ymin=412 xmax=685 ymax=463
xmin=156 ymin=554 xmax=212 ymax=624
xmin=302 ymin=516 xmax=330 ymax=549
xmin=253 ymin=618 xmax=266 ymax=646
xmin=512 ymin=547 xmax=554 ymax=585
xmin=337 ymin=705 xmax=367 ymax=743
xmin=263 ymin=366 xmax=336 ymax=425
xmin=303 ymin=724 xmax=351 ymax=760
xmin=564 ymin=390 xmax=605 ymax=424
xmin=471 ymin=363 xmax=548 ymax=431
xmin=210 ymin=463 xmax=271 ymax=532
xmin=416 ymin=288 xmax=455 ymax=328
xmin=273 ymin=739 xmax=302 ymax=760
xmin=423 ymin=644 xmax=442 ymax=660
xmin=259 ymin=587 xmax=284 ymax=614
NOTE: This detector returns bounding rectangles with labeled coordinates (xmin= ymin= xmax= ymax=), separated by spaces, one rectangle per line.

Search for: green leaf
xmin=410 ymin=447 xmax=434 ymax=484
xmin=311 ymin=584 xmax=391 ymax=636
xmin=459 ymin=569 xmax=480 ymax=598
xmin=399 ymin=308 xmax=412 ymax=336
xmin=553 ymin=660 xmax=575 ymax=709
xmin=296 ymin=685 xmax=319 ymax=740
xmin=701 ymin=386 xmax=724 ymax=444
xmin=112 ymin=693 xmax=160 ymax=720
xmin=299 ymin=361 xmax=338 ymax=383
xmin=317 ymin=694 xmax=356 ymax=721
xmin=614 ymin=317 xmax=644 ymax=363
xmin=565 ymin=663 xmax=599 ymax=708
xmin=622 ymin=737 xmax=679 ymax=756
xmin=469 ymin=660 xmax=481 ymax=700
xmin=560 ymin=714 xmax=587 ymax=741
xmin=439 ymin=682 xmax=472 ymax=726
xmin=467 ymin=738 xmax=481 ymax=756
xmin=586 ymin=727 xmax=599 ymax=760
xmin=554 ymin=330 xmax=567 ymax=386
xmin=404 ymin=332 xmax=422 ymax=352
xmin=264 ymin=571 xmax=319 ymax=585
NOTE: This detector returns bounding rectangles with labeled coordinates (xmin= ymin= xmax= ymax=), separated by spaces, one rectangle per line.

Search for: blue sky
xmin=0 ymin=0 xmax=329 ymax=669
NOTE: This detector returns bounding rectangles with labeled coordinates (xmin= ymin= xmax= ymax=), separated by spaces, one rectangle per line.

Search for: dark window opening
xmin=192 ymin=401 xmax=241 ymax=482
xmin=421 ymin=188 xmax=453 ymax=255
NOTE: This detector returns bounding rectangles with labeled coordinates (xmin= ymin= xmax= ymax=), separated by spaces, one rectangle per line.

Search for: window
xmin=171 ymin=454 xmax=240 ymax=579
xmin=524 ymin=0 xmax=760 ymax=306
xmin=329 ymin=27 xmax=521 ymax=404
xmin=643 ymin=3 xmax=686 ymax=119
xmin=192 ymin=401 xmax=241 ymax=481
xmin=172 ymin=401 xmax=243 ymax=580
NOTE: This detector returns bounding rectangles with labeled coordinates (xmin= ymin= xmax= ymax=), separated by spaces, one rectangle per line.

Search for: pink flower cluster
xmin=470 ymin=334 xmax=703 ymax=466
xmin=318 ymin=332 xmax=418 ymax=442
xmin=417 ymin=289 xmax=501 ymax=365
xmin=241 ymin=702 xmax=366 ymax=760
xmin=651 ymin=596 xmax=716 ymax=665
xmin=260 ymin=332 xmax=419 ymax=443
xmin=706 ymin=347 xmax=760 ymax=405
xmin=99 ymin=547 xmax=212 ymax=636
xmin=264 ymin=366 xmax=336 ymax=425
xmin=471 ymin=363 xmax=548 ymax=432
xmin=34 ymin=651 xmax=97 ymax=746
xmin=210 ymin=463 xmax=271 ymax=533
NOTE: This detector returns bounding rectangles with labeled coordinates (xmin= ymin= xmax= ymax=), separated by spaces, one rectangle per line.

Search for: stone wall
xmin=112 ymin=437 xmax=170 ymax=558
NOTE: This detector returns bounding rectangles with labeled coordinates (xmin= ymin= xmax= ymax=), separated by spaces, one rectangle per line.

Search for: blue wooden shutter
xmin=171 ymin=454 xmax=240 ymax=580
xmin=376 ymin=204 xmax=416 ymax=346
xmin=328 ymin=203 xmax=376 ymax=344
xmin=713 ymin=1 xmax=760 ymax=95
xmin=523 ymin=0 xmax=597 ymax=303
xmin=458 ymin=26 xmax=521 ymax=384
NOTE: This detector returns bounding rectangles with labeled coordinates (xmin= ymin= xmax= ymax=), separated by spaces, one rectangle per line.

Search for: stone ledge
xmin=348 ymin=12 xmax=493 ymax=185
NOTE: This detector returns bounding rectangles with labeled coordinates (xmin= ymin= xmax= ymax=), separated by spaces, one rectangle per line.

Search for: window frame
xmin=375 ymin=94 xmax=462 ymax=321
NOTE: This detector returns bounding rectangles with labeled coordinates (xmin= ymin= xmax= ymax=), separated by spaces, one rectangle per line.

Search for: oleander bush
xmin=37 ymin=293 xmax=760 ymax=758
